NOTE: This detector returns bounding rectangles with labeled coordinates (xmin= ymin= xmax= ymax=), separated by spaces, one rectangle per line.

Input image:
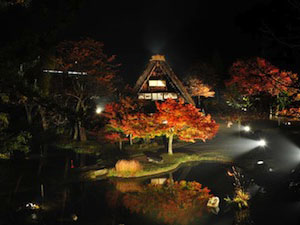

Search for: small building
xmin=134 ymin=55 xmax=195 ymax=105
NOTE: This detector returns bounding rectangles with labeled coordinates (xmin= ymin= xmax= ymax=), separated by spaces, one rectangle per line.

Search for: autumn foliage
xmin=103 ymin=97 xmax=141 ymax=136
xmin=227 ymin=57 xmax=297 ymax=96
xmin=186 ymin=78 xmax=215 ymax=98
xmin=104 ymin=132 xmax=127 ymax=143
xmin=278 ymin=108 xmax=300 ymax=119
xmin=122 ymin=180 xmax=213 ymax=225
xmin=56 ymin=38 xmax=117 ymax=84
xmin=54 ymin=38 xmax=119 ymax=141
xmin=103 ymin=97 xmax=219 ymax=154
xmin=154 ymin=99 xmax=219 ymax=153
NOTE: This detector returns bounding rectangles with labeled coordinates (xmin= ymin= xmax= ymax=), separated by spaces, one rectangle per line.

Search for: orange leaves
xmin=122 ymin=180 xmax=212 ymax=225
xmin=104 ymin=132 xmax=127 ymax=143
xmin=154 ymin=99 xmax=219 ymax=142
xmin=55 ymin=38 xmax=119 ymax=92
xmin=227 ymin=57 xmax=298 ymax=97
xmin=278 ymin=107 xmax=300 ymax=119
xmin=103 ymin=98 xmax=218 ymax=146
xmin=187 ymin=78 xmax=215 ymax=98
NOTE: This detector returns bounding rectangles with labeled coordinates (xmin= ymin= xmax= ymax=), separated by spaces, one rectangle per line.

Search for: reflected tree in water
xmin=120 ymin=179 xmax=213 ymax=225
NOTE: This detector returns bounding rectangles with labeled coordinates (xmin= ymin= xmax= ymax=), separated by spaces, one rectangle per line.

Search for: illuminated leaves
xmin=227 ymin=57 xmax=298 ymax=97
xmin=278 ymin=107 xmax=300 ymax=119
xmin=154 ymin=98 xmax=219 ymax=142
xmin=122 ymin=180 xmax=213 ymax=225
xmin=186 ymin=78 xmax=215 ymax=98
xmin=104 ymin=132 xmax=127 ymax=143
xmin=103 ymin=97 xmax=141 ymax=137
xmin=55 ymin=38 xmax=119 ymax=95
xmin=103 ymin=98 xmax=219 ymax=152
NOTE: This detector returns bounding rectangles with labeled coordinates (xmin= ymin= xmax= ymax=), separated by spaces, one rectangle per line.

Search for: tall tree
xmin=54 ymin=38 xmax=119 ymax=141
xmin=226 ymin=57 xmax=298 ymax=117
xmin=185 ymin=78 xmax=215 ymax=111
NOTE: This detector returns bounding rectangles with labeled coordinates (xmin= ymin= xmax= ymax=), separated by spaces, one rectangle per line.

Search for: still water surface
xmin=3 ymin=156 xmax=300 ymax=225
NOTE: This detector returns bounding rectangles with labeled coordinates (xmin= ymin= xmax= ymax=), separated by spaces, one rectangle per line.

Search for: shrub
xmin=224 ymin=188 xmax=250 ymax=209
xmin=115 ymin=159 xmax=143 ymax=175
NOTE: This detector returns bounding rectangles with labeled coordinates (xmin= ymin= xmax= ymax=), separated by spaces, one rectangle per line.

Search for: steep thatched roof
xmin=134 ymin=55 xmax=195 ymax=105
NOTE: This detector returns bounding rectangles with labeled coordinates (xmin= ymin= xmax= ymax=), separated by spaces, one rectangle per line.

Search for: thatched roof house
xmin=134 ymin=55 xmax=195 ymax=105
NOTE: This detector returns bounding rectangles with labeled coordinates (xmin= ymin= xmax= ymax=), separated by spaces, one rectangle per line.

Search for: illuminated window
xmin=152 ymin=93 xmax=163 ymax=100
xmin=138 ymin=93 xmax=145 ymax=99
xmin=144 ymin=93 xmax=152 ymax=99
xmin=149 ymin=80 xmax=166 ymax=87
xmin=164 ymin=93 xmax=177 ymax=99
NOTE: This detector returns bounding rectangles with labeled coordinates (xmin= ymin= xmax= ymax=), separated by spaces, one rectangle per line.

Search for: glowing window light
xmin=43 ymin=69 xmax=87 ymax=75
xmin=149 ymin=80 xmax=166 ymax=87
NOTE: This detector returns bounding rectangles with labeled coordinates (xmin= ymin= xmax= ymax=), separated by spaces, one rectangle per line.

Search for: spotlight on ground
xmin=257 ymin=139 xmax=266 ymax=147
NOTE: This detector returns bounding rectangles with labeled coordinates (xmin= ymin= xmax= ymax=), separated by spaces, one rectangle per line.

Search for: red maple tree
xmin=187 ymin=78 xmax=215 ymax=98
xmin=226 ymin=57 xmax=297 ymax=96
xmin=54 ymin=38 xmax=119 ymax=141
xmin=122 ymin=180 xmax=213 ymax=225
xmin=154 ymin=98 xmax=219 ymax=155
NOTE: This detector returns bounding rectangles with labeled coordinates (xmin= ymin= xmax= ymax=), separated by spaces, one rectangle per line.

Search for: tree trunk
xmin=73 ymin=100 xmax=81 ymax=140
xmin=269 ymin=105 xmax=273 ymax=120
xmin=24 ymin=104 xmax=33 ymax=126
xmin=78 ymin=121 xmax=87 ymax=142
xmin=275 ymin=104 xmax=281 ymax=126
xmin=129 ymin=134 xmax=133 ymax=145
xmin=73 ymin=123 xmax=78 ymax=140
xmin=38 ymin=106 xmax=48 ymax=131
xmin=275 ymin=94 xmax=280 ymax=126
xmin=119 ymin=140 xmax=123 ymax=151
xmin=168 ymin=134 xmax=174 ymax=155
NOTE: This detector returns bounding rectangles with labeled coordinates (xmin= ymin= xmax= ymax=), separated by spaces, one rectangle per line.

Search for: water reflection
xmin=109 ymin=179 xmax=213 ymax=225
xmin=5 ymin=161 xmax=261 ymax=225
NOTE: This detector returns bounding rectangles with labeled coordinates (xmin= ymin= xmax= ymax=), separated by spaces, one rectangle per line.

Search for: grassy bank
xmin=105 ymin=151 xmax=231 ymax=179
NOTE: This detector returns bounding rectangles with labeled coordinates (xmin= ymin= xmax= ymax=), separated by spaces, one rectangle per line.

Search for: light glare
xmin=243 ymin=126 xmax=251 ymax=132
xmin=96 ymin=107 xmax=103 ymax=114
xmin=258 ymin=139 xmax=266 ymax=147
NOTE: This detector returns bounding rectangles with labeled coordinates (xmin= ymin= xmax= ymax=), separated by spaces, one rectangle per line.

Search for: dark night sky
xmin=5 ymin=0 xmax=273 ymax=84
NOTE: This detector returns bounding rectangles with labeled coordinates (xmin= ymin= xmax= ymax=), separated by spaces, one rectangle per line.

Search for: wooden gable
xmin=134 ymin=55 xmax=195 ymax=105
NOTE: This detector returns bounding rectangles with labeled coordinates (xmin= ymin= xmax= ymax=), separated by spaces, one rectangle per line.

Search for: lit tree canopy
xmin=186 ymin=78 xmax=215 ymax=98
xmin=122 ymin=180 xmax=213 ymax=225
xmin=154 ymin=98 xmax=219 ymax=154
xmin=226 ymin=57 xmax=298 ymax=97
xmin=54 ymin=38 xmax=119 ymax=141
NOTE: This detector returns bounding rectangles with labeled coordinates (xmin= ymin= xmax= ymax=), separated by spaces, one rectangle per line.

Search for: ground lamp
xmin=96 ymin=106 xmax=103 ymax=114
xmin=243 ymin=125 xmax=251 ymax=132
xmin=257 ymin=139 xmax=266 ymax=147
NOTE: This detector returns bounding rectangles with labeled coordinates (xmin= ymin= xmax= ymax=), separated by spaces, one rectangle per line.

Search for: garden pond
xmin=1 ymin=153 xmax=300 ymax=225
